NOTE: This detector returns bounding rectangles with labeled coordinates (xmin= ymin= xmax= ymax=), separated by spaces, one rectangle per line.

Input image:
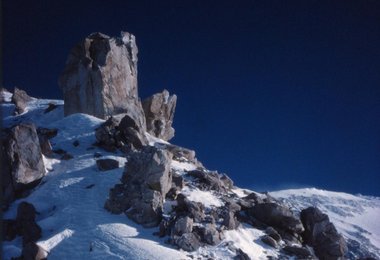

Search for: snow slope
xmin=1 ymin=96 xmax=277 ymax=259
xmin=271 ymin=188 xmax=380 ymax=259
xmin=2 ymin=95 xmax=380 ymax=259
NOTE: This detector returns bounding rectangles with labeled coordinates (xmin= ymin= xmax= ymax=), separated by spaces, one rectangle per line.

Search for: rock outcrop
xmin=96 ymin=159 xmax=119 ymax=171
xmin=59 ymin=31 xmax=145 ymax=120
xmin=142 ymin=90 xmax=177 ymax=141
xmin=105 ymin=146 xmax=172 ymax=227
xmin=95 ymin=113 xmax=148 ymax=152
xmin=301 ymin=207 xmax=348 ymax=259
xmin=37 ymin=127 xmax=58 ymax=157
xmin=1 ymin=124 xmax=45 ymax=209
xmin=248 ymin=203 xmax=304 ymax=234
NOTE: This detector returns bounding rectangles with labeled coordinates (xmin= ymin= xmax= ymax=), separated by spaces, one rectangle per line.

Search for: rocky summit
xmin=1 ymin=32 xmax=379 ymax=260
xmin=59 ymin=32 xmax=142 ymax=119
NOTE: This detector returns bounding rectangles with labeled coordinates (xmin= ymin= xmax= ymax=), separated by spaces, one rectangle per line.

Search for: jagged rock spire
xmin=59 ymin=31 xmax=143 ymax=120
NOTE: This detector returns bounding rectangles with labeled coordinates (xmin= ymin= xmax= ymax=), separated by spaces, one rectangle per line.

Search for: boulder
xmin=176 ymin=193 xmax=205 ymax=222
xmin=300 ymin=207 xmax=348 ymax=259
xmin=95 ymin=116 xmax=122 ymax=151
xmin=142 ymin=90 xmax=177 ymax=141
xmin=261 ymin=235 xmax=278 ymax=248
xmin=174 ymin=232 xmax=201 ymax=252
xmin=223 ymin=211 xmax=240 ymax=230
xmin=126 ymin=189 xmax=163 ymax=227
xmin=283 ymin=245 xmax=313 ymax=258
xmin=172 ymin=173 xmax=185 ymax=190
xmin=235 ymin=248 xmax=251 ymax=260
xmin=95 ymin=114 xmax=147 ymax=151
xmin=37 ymin=135 xmax=52 ymax=157
xmin=247 ymin=203 xmax=304 ymax=234
xmin=105 ymin=146 xmax=172 ymax=227
xmin=265 ymin=226 xmax=281 ymax=242
xmin=96 ymin=159 xmax=119 ymax=171
xmin=122 ymin=146 xmax=172 ymax=195
xmin=187 ymin=169 xmax=233 ymax=193
xmin=61 ymin=153 xmax=74 ymax=160
xmin=36 ymin=127 xmax=57 ymax=157
xmin=37 ymin=127 xmax=58 ymax=139
xmin=196 ymin=223 xmax=222 ymax=245
xmin=118 ymin=120 xmax=147 ymax=150
xmin=11 ymin=87 xmax=32 ymax=114
xmin=1 ymin=124 xmax=45 ymax=209
xmin=59 ymin=31 xmax=145 ymax=121
xmin=173 ymin=216 xmax=193 ymax=236
xmin=44 ymin=102 xmax=58 ymax=113
xmin=164 ymin=144 xmax=196 ymax=162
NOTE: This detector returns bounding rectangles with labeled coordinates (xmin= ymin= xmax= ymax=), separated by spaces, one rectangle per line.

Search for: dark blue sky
xmin=3 ymin=1 xmax=380 ymax=195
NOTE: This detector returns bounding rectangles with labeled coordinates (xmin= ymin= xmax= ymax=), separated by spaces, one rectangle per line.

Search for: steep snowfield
xmin=271 ymin=188 xmax=380 ymax=258
xmin=2 ymin=111 xmax=187 ymax=260
xmin=2 ymin=95 xmax=380 ymax=259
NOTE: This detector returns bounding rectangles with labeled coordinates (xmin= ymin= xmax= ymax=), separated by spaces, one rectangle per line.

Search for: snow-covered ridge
xmin=2 ymin=95 xmax=380 ymax=259
xmin=271 ymin=188 xmax=380 ymax=259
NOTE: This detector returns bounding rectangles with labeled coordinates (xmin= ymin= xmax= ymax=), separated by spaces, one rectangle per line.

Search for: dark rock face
xmin=118 ymin=114 xmax=148 ymax=149
xmin=59 ymin=32 xmax=145 ymax=120
xmin=173 ymin=216 xmax=193 ymax=236
xmin=235 ymin=248 xmax=251 ymax=260
xmin=95 ymin=114 xmax=147 ymax=152
xmin=44 ymin=102 xmax=58 ymax=113
xmin=11 ymin=87 xmax=33 ymax=114
xmin=196 ymin=223 xmax=222 ymax=245
xmin=174 ymin=232 xmax=201 ymax=251
xmin=223 ymin=211 xmax=240 ymax=230
xmin=265 ymin=226 xmax=281 ymax=242
xmin=1 ymin=124 xmax=45 ymax=209
xmin=142 ymin=90 xmax=177 ymax=141
xmin=248 ymin=203 xmax=304 ymax=234
xmin=95 ymin=116 xmax=122 ymax=151
xmin=37 ymin=128 xmax=58 ymax=139
xmin=176 ymin=193 xmax=205 ymax=222
xmin=105 ymin=146 xmax=172 ymax=227
xmin=261 ymin=235 xmax=278 ymax=248
xmin=36 ymin=127 xmax=58 ymax=157
xmin=155 ymin=143 xmax=202 ymax=168
xmin=187 ymin=169 xmax=233 ymax=193
xmin=283 ymin=245 xmax=313 ymax=258
xmin=96 ymin=159 xmax=119 ymax=171
xmin=301 ymin=207 xmax=348 ymax=259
